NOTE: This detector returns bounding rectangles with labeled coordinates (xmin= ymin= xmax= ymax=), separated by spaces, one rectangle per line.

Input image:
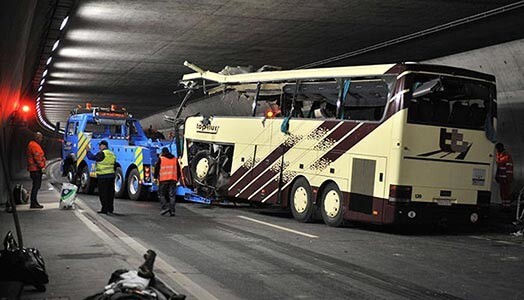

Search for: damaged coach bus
xmin=176 ymin=61 xmax=497 ymax=226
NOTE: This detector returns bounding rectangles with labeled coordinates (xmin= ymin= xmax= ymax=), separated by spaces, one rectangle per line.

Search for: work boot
xmin=30 ymin=203 xmax=44 ymax=209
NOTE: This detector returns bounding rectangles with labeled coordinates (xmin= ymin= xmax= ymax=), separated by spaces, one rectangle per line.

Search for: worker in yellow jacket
xmin=87 ymin=140 xmax=116 ymax=215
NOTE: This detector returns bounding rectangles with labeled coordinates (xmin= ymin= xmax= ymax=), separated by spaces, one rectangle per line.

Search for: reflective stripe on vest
xmin=96 ymin=149 xmax=116 ymax=175
xmin=159 ymin=156 xmax=178 ymax=182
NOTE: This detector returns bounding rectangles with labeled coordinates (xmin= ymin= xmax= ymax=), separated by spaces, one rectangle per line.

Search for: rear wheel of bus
xmin=290 ymin=177 xmax=314 ymax=223
xmin=320 ymin=182 xmax=344 ymax=227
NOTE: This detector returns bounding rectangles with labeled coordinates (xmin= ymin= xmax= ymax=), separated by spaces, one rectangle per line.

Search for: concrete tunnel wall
xmin=0 ymin=0 xmax=39 ymax=204
xmin=427 ymin=39 xmax=524 ymax=198
xmin=141 ymin=39 xmax=524 ymax=201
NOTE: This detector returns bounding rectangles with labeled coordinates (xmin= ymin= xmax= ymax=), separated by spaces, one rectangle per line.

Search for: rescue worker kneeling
xmin=154 ymin=147 xmax=181 ymax=217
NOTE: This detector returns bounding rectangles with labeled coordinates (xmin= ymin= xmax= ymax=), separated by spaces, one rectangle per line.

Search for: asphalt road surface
xmin=48 ymin=161 xmax=523 ymax=300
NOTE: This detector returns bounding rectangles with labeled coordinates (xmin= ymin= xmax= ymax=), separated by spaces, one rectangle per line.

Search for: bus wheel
xmin=114 ymin=166 xmax=127 ymax=199
xmin=290 ymin=177 xmax=314 ymax=223
xmin=190 ymin=150 xmax=214 ymax=186
xmin=320 ymin=182 xmax=344 ymax=227
xmin=127 ymin=168 xmax=146 ymax=201
xmin=78 ymin=165 xmax=95 ymax=194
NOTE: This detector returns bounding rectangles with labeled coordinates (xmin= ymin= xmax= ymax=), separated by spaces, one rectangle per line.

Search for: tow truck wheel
xmin=65 ymin=165 xmax=76 ymax=184
xmin=127 ymin=168 xmax=146 ymax=201
xmin=320 ymin=182 xmax=344 ymax=227
xmin=289 ymin=177 xmax=314 ymax=223
xmin=114 ymin=166 xmax=127 ymax=199
xmin=78 ymin=165 xmax=95 ymax=194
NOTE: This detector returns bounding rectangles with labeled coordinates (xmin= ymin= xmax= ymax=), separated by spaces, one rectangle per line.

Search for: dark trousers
xmin=29 ymin=171 xmax=42 ymax=205
xmin=499 ymin=182 xmax=512 ymax=207
xmin=159 ymin=181 xmax=177 ymax=212
xmin=98 ymin=177 xmax=115 ymax=213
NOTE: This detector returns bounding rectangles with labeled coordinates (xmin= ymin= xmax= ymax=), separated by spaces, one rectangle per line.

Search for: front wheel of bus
xmin=320 ymin=182 xmax=344 ymax=227
xmin=290 ymin=177 xmax=314 ymax=223
xmin=190 ymin=150 xmax=216 ymax=187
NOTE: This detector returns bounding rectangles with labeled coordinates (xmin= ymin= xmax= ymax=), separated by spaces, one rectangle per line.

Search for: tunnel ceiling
xmin=30 ymin=0 xmax=524 ymax=125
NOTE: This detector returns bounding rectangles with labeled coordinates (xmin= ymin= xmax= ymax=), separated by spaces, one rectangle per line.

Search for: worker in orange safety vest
xmin=26 ymin=132 xmax=46 ymax=208
xmin=495 ymin=143 xmax=513 ymax=209
xmin=154 ymin=147 xmax=182 ymax=216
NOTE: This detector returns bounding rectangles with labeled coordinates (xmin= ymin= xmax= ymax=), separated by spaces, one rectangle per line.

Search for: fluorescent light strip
xmin=52 ymin=40 xmax=60 ymax=51
xmin=60 ymin=16 xmax=69 ymax=30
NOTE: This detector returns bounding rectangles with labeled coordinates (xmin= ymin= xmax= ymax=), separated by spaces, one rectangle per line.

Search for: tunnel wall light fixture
xmin=52 ymin=40 xmax=60 ymax=51
xmin=60 ymin=16 xmax=69 ymax=30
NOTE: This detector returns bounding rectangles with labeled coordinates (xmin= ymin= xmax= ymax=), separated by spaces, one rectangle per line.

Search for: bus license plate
xmin=437 ymin=199 xmax=451 ymax=206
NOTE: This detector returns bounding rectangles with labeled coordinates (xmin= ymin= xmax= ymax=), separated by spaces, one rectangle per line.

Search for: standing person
xmin=26 ymin=132 xmax=46 ymax=208
xmin=154 ymin=147 xmax=181 ymax=216
xmin=495 ymin=142 xmax=514 ymax=210
xmin=86 ymin=140 xmax=116 ymax=215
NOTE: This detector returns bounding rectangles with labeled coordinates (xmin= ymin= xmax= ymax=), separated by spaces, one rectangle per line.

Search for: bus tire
xmin=127 ymin=168 xmax=147 ymax=201
xmin=320 ymin=182 xmax=344 ymax=227
xmin=114 ymin=166 xmax=127 ymax=199
xmin=78 ymin=165 xmax=95 ymax=194
xmin=190 ymin=150 xmax=214 ymax=186
xmin=290 ymin=177 xmax=314 ymax=223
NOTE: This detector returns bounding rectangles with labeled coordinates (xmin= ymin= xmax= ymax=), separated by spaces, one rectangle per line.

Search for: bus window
xmin=408 ymin=75 xmax=492 ymax=130
xmin=341 ymin=79 xmax=389 ymax=121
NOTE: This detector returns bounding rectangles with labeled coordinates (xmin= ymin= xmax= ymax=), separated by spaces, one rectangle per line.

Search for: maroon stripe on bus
xmin=321 ymin=123 xmax=378 ymax=162
xmin=228 ymin=146 xmax=287 ymax=191
xmin=229 ymin=121 xmax=335 ymax=191
xmin=323 ymin=122 xmax=358 ymax=141
xmin=250 ymin=180 xmax=280 ymax=202
xmin=236 ymin=169 xmax=279 ymax=198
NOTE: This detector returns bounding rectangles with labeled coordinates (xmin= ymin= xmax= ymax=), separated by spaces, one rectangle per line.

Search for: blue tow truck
xmin=61 ymin=105 xmax=210 ymax=203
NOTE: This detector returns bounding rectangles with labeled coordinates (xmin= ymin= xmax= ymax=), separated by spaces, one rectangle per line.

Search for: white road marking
xmin=468 ymin=235 xmax=524 ymax=247
xmin=238 ymin=215 xmax=319 ymax=238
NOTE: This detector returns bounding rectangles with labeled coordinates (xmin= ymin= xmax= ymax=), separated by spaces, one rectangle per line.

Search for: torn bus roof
xmin=181 ymin=61 xmax=397 ymax=84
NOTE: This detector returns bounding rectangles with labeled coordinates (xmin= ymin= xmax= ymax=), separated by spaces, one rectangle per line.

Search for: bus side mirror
xmin=55 ymin=122 xmax=60 ymax=133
